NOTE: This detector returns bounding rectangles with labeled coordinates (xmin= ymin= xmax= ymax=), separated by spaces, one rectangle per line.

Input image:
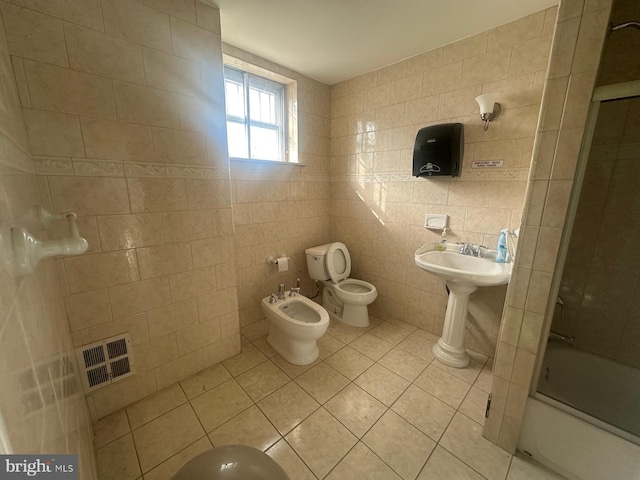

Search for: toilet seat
xmin=326 ymin=242 xmax=351 ymax=282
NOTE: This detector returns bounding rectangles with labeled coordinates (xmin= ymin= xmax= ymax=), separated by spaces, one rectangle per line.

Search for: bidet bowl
xmin=414 ymin=242 xmax=511 ymax=287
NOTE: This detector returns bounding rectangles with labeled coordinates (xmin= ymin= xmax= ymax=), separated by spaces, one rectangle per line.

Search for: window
xmin=224 ymin=66 xmax=286 ymax=162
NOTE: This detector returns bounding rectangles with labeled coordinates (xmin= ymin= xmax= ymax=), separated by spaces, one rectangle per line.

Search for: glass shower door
xmin=536 ymin=87 xmax=640 ymax=442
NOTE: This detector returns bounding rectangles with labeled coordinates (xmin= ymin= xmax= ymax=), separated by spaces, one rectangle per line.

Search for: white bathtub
xmin=537 ymin=341 xmax=640 ymax=437
xmin=518 ymin=342 xmax=640 ymax=480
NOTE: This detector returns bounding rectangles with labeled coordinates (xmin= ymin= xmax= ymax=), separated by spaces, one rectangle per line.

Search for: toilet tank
xmin=305 ymin=243 xmax=331 ymax=281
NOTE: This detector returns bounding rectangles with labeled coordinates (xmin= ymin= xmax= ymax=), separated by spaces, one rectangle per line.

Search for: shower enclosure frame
xmin=531 ymin=79 xmax=640 ymax=446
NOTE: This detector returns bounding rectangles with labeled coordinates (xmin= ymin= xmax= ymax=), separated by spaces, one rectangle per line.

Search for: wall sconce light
xmin=475 ymin=94 xmax=501 ymax=131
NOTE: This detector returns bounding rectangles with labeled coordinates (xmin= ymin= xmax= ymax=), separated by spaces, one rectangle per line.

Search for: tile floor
xmin=93 ymin=317 xmax=565 ymax=480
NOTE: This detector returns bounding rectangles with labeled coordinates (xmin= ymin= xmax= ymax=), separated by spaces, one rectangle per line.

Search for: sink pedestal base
xmin=432 ymin=282 xmax=477 ymax=368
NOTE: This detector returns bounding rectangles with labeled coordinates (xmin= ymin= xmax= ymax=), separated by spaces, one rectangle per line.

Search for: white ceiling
xmin=212 ymin=0 xmax=559 ymax=85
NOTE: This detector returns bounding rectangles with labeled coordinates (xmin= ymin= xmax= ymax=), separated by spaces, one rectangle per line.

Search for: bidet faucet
xmin=289 ymin=287 xmax=300 ymax=297
xmin=269 ymin=293 xmax=277 ymax=304
xmin=278 ymin=283 xmax=285 ymax=299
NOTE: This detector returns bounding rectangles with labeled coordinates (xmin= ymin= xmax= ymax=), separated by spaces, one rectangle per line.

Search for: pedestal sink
xmin=414 ymin=243 xmax=511 ymax=368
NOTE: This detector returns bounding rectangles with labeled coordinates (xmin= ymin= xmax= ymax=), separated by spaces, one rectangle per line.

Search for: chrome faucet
xmin=269 ymin=293 xmax=278 ymax=304
xmin=278 ymin=283 xmax=285 ymax=299
xmin=459 ymin=243 xmax=485 ymax=257
xmin=289 ymin=287 xmax=300 ymax=297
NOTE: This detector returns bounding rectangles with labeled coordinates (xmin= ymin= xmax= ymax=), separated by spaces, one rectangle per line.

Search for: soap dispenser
xmin=438 ymin=228 xmax=448 ymax=251
xmin=496 ymin=229 xmax=508 ymax=263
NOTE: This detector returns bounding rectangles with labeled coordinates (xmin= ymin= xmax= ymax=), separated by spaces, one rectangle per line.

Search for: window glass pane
xmin=225 ymin=79 xmax=245 ymax=119
xmin=249 ymin=87 xmax=276 ymax=124
xmin=250 ymin=126 xmax=279 ymax=160
xmin=224 ymin=65 xmax=286 ymax=162
xmin=227 ymin=121 xmax=248 ymax=158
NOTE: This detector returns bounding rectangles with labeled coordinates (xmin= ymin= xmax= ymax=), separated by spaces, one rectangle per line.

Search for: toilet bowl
xmin=261 ymin=292 xmax=329 ymax=365
xmin=305 ymin=242 xmax=377 ymax=328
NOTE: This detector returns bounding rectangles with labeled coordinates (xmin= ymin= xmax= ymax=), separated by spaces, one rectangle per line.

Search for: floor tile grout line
xmin=122 ymin=408 xmax=145 ymax=479
xmin=323 ymin=358 xmax=447 ymax=479
xmin=436 ymin=441 xmax=491 ymax=480
xmin=505 ymin=455 xmax=515 ymax=480
xmin=204 ymin=381 xmax=275 ymax=436
xmin=278 ymin=436 xmax=321 ymax=480
xmin=435 ymin=410 xmax=500 ymax=480
xmin=303 ymin=321 xmax=491 ymax=475
xmin=180 ymin=376 xmax=232 ymax=403
xmin=380 ymin=352 xmax=494 ymax=480
xmin=413 ymin=444 xmax=439 ymax=480
xmin=179 ymin=381 xmax=214 ymax=445
xmin=414 ymin=350 xmax=495 ymax=480
xmin=322 ymin=394 xmax=400 ymax=478
xmin=321 ymin=439 xmax=392 ymax=479
xmin=267 ymin=333 xmax=407 ymax=477
xmin=219 ymin=355 xmax=339 ymax=451
xmin=95 ymin=319 xmax=501 ymax=479
xmin=125 ymin=384 xmax=190 ymax=425
xmin=209 ymin=360 xmax=322 ymax=477
xmin=143 ymin=433 xmax=211 ymax=477
xmin=96 ymin=376 xmax=220 ymax=452
xmin=254 ymin=388 xmax=323 ymax=438
xmin=130 ymin=400 xmax=210 ymax=475
xmin=333 ymin=324 xmax=494 ymax=477
xmin=304 ymin=335 xmax=439 ymax=478
xmin=93 ymin=413 xmax=132 ymax=451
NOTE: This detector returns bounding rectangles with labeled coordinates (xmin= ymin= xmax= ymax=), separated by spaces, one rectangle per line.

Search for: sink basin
xmin=414 ymin=243 xmax=511 ymax=287
xmin=414 ymin=242 xmax=512 ymax=368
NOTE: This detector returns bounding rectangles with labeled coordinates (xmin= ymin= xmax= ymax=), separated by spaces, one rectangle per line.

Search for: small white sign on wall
xmin=471 ymin=160 xmax=504 ymax=168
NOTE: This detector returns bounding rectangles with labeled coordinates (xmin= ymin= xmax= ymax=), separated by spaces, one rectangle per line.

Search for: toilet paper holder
xmin=266 ymin=254 xmax=288 ymax=266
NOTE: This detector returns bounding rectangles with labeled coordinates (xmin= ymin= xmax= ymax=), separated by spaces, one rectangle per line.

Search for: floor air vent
xmin=76 ymin=333 xmax=135 ymax=393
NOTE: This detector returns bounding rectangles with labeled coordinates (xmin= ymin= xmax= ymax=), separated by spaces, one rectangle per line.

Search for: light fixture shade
xmin=475 ymin=93 xmax=499 ymax=114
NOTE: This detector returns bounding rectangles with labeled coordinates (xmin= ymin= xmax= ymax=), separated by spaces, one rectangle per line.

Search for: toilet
xmin=305 ymin=242 xmax=377 ymax=327
xmin=261 ymin=291 xmax=329 ymax=365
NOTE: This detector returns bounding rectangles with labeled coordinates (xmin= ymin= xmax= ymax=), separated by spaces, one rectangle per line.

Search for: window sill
xmin=230 ymin=157 xmax=306 ymax=167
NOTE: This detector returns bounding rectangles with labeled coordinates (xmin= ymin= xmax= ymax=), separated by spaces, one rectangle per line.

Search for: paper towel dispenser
xmin=412 ymin=123 xmax=464 ymax=177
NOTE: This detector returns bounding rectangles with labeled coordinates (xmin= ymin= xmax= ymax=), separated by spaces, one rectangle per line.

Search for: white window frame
xmin=224 ymin=66 xmax=286 ymax=162
xmin=223 ymin=54 xmax=299 ymax=165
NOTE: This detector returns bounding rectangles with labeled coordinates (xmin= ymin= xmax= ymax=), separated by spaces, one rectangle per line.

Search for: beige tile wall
xmin=484 ymin=0 xmax=615 ymax=453
xmin=328 ymin=9 xmax=557 ymax=357
xmin=221 ymin=45 xmax=332 ymax=331
xmin=4 ymin=0 xmax=240 ymax=419
xmin=0 ymin=3 xmax=95 ymax=476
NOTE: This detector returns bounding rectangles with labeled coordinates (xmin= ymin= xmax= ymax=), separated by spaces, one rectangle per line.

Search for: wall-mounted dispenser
xmin=412 ymin=123 xmax=464 ymax=177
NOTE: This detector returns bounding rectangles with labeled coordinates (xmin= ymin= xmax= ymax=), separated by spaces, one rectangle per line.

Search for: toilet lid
xmin=327 ymin=242 xmax=351 ymax=283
